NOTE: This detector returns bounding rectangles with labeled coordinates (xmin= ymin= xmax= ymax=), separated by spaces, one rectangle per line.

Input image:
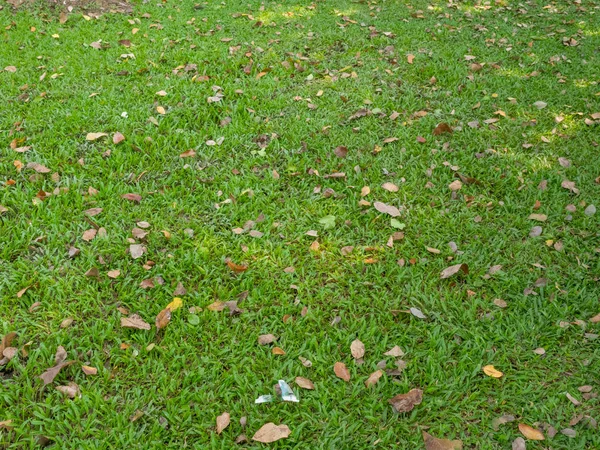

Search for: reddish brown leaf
xmin=155 ymin=308 xmax=172 ymax=330
xmin=389 ymin=388 xmax=423 ymax=413
xmin=433 ymin=123 xmax=453 ymax=135
xmin=334 ymin=362 xmax=350 ymax=381
xmin=227 ymin=260 xmax=248 ymax=273
xmin=40 ymin=361 xmax=74 ymax=385
xmin=121 ymin=193 xmax=142 ymax=202
xmin=113 ymin=132 xmax=125 ymax=144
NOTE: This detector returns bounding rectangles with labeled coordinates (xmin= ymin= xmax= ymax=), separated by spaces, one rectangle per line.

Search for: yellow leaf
xmin=166 ymin=297 xmax=183 ymax=312
xmin=156 ymin=106 xmax=166 ymax=115
xmin=518 ymin=423 xmax=545 ymax=440
xmin=161 ymin=230 xmax=171 ymax=239
xmin=483 ymin=365 xmax=503 ymax=378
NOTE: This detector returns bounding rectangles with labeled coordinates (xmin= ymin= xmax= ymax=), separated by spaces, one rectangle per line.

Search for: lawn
xmin=1 ymin=0 xmax=599 ymax=448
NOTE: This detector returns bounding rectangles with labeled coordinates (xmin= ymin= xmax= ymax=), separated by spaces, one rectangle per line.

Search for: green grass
xmin=1 ymin=0 xmax=600 ymax=448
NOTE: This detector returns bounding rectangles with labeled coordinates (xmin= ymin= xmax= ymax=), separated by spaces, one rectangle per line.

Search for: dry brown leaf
xmin=384 ymin=345 xmax=404 ymax=357
xmin=295 ymin=376 xmax=315 ymax=390
xmin=113 ymin=132 xmax=125 ymax=144
xmin=27 ymin=162 xmax=51 ymax=173
xmin=373 ymin=201 xmax=401 ymax=217
xmin=82 ymin=228 xmax=97 ymax=242
xmin=350 ymin=339 xmax=365 ymax=359
xmin=528 ymin=213 xmax=547 ymax=222
xmin=365 ymin=370 xmax=383 ymax=387
xmin=107 ymin=270 xmax=120 ymax=279
xmin=448 ymin=180 xmax=462 ymax=191
xmin=122 ymin=193 xmax=142 ymax=202
xmin=180 ymin=149 xmax=196 ymax=158
xmin=56 ymin=382 xmax=80 ymax=399
xmin=86 ymin=132 xmax=108 ymax=141
xmin=0 ymin=332 xmax=17 ymax=355
xmin=334 ymin=362 xmax=350 ymax=381
xmin=361 ymin=186 xmax=370 ymax=197
xmin=440 ymin=263 xmax=469 ymax=279
xmin=155 ymin=308 xmax=172 ymax=330
xmin=518 ymin=423 xmax=545 ymax=440
xmin=40 ymin=361 xmax=74 ymax=385
xmin=84 ymin=207 xmax=103 ymax=217
xmin=129 ymin=244 xmax=145 ymax=259
xmin=227 ymin=260 xmax=248 ymax=273
xmin=121 ymin=314 xmax=151 ymax=330
xmin=382 ymin=182 xmax=399 ymax=192
xmin=590 ymin=313 xmax=600 ymax=323
xmin=252 ymin=423 xmax=291 ymax=443
xmin=389 ymin=388 xmax=423 ymax=413
xmin=216 ymin=412 xmax=230 ymax=434
xmin=483 ymin=365 xmax=503 ymax=378
xmin=258 ymin=334 xmax=277 ymax=345
xmin=433 ymin=123 xmax=453 ymax=135
xmin=82 ymin=365 xmax=98 ymax=375
xmin=334 ymin=146 xmax=348 ymax=158
xmin=423 ymin=431 xmax=463 ymax=450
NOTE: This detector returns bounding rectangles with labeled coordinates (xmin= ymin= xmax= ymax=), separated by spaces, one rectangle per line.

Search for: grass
xmin=1 ymin=0 xmax=599 ymax=448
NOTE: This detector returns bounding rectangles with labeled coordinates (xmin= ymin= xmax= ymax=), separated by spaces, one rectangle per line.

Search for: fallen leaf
xmin=590 ymin=313 xmax=600 ymax=323
xmin=529 ymin=226 xmax=542 ymax=238
xmin=533 ymin=101 xmax=547 ymax=109
xmin=56 ymin=382 xmax=80 ymax=399
xmin=180 ymin=149 xmax=196 ymax=158
xmin=121 ymin=314 xmax=151 ymax=330
xmin=82 ymin=229 xmax=97 ymax=242
xmin=361 ymin=186 xmax=370 ymax=197
xmin=258 ymin=334 xmax=277 ymax=345
xmin=295 ymin=377 xmax=315 ymax=390
xmin=129 ymin=244 xmax=145 ymax=259
xmin=252 ymin=423 xmax=291 ymax=443
xmin=389 ymin=388 xmax=423 ymax=413
xmin=518 ymin=423 xmax=545 ymax=440
xmin=272 ymin=347 xmax=285 ymax=355
xmin=26 ymin=162 xmax=51 ymax=173
xmin=448 ymin=180 xmax=462 ymax=191
xmin=512 ymin=437 xmax=526 ymax=450
xmin=166 ymin=297 xmax=183 ymax=311
xmin=384 ymin=346 xmax=404 ymax=357
xmin=440 ymin=263 xmax=469 ymax=279
xmin=82 ymin=365 xmax=98 ymax=375
xmin=216 ymin=412 xmax=230 ymax=434
xmin=374 ymin=201 xmax=401 ymax=217
xmin=382 ymin=182 xmax=399 ymax=192
xmin=0 ymin=332 xmax=17 ymax=355
xmin=528 ymin=213 xmax=547 ymax=222
xmin=483 ymin=365 xmax=503 ymax=378
xmin=423 ymin=431 xmax=463 ymax=450
xmin=86 ymin=132 xmax=108 ymax=141
xmin=84 ymin=207 xmax=103 ymax=216
xmin=350 ymin=339 xmax=365 ymax=359
xmin=561 ymin=180 xmax=579 ymax=194
xmin=334 ymin=362 xmax=350 ymax=381
xmin=334 ymin=146 xmax=348 ymax=158
xmin=365 ymin=370 xmax=383 ymax=387
xmin=40 ymin=361 xmax=74 ymax=385
xmin=410 ymin=307 xmax=426 ymax=319
xmin=107 ymin=270 xmax=120 ymax=279
xmin=121 ymin=193 xmax=142 ymax=202
xmin=227 ymin=261 xmax=248 ymax=273
xmin=407 ymin=54 xmax=414 ymax=64
xmin=558 ymin=157 xmax=571 ymax=168
xmin=433 ymin=123 xmax=453 ymax=135
xmin=155 ymin=308 xmax=171 ymax=329
xmin=113 ymin=132 xmax=125 ymax=144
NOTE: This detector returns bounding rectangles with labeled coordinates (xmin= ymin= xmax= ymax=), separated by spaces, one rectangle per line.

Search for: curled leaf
xmin=121 ymin=314 xmax=151 ymax=330
xmin=389 ymin=388 xmax=423 ymax=413
xmin=518 ymin=423 xmax=545 ymax=440
xmin=440 ymin=263 xmax=469 ymax=279
xmin=423 ymin=431 xmax=463 ymax=450
xmin=155 ymin=308 xmax=172 ymax=330
xmin=483 ymin=365 xmax=503 ymax=378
